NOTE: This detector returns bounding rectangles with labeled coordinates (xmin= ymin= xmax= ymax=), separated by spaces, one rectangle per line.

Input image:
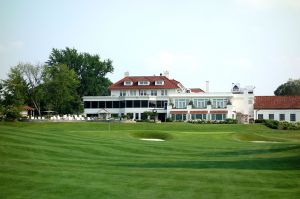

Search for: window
xmin=141 ymin=100 xmax=148 ymax=108
xmin=130 ymin=90 xmax=136 ymax=96
xmin=258 ymin=114 xmax=263 ymax=119
xmin=149 ymin=101 xmax=156 ymax=108
xmin=212 ymin=99 xmax=227 ymax=109
xmin=155 ymin=80 xmax=164 ymax=85
xmin=193 ymin=99 xmax=209 ymax=109
xmin=211 ymin=114 xmax=226 ymax=121
xmin=124 ymin=81 xmax=133 ymax=86
xmin=120 ymin=101 xmax=125 ymax=108
xmin=269 ymin=114 xmax=274 ymax=120
xmin=91 ymin=101 xmax=98 ymax=108
xmin=120 ymin=90 xmax=126 ymax=96
xmin=174 ymin=99 xmax=189 ymax=109
xmin=126 ymin=100 xmax=133 ymax=108
xmin=191 ymin=114 xmax=207 ymax=120
xmin=106 ymin=101 xmax=112 ymax=108
xmin=99 ymin=101 xmax=105 ymax=108
xmin=138 ymin=81 xmax=150 ymax=85
xmin=139 ymin=90 xmax=147 ymax=96
xmin=113 ymin=101 xmax=119 ymax=108
xmin=151 ymin=90 xmax=157 ymax=96
xmin=290 ymin=114 xmax=296 ymax=122
xmin=84 ymin=101 xmax=91 ymax=108
xmin=133 ymin=100 xmax=140 ymax=108
xmin=161 ymin=90 xmax=168 ymax=96
xmin=175 ymin=114 xmax=185 ymax=121
xmin=279 ymin=114 xmax=285 ymax=121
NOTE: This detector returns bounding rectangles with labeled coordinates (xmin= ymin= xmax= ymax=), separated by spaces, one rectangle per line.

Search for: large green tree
xmin=43 ymin=64 xmax=81 ymax=114
xmin=16 ymin=63 xmax=44 ymax=116
xmin=47 ymin=47 xmax=114 ymax=96
xmin=1 ymin=66 xmax=29 ymax=106
xmin=274 ymin=79 xmax=300 ymax=96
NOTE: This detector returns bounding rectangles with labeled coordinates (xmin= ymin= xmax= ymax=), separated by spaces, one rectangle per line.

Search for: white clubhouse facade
xmin=83 ymin=72 xmax=255 ymax=122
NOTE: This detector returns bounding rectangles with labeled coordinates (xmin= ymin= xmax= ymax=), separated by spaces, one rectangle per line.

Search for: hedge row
xmin=255 ymin=119 xmax=300 ymax=130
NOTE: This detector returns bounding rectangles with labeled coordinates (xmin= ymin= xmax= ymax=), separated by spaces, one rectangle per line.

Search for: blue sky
xmin=0 ymin=0 xmax=299 ymax=95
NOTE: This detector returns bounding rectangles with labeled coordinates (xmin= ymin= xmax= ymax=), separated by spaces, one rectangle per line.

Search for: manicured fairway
xmin=0 ymin=122 xmax=299 ymax=199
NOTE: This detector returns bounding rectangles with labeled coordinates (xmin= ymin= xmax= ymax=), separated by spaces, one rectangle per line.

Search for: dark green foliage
xmin=3 ymin=105 xmax=21 ymax=121
xmin=257 ymin=119 xmax=300 ymax=130
xmin=47 ymin=47 xmax=114 ymax=96
xmin=1 ymin=67 xmax=29 ymax=106
xmin=225 ymin=118 xmax=238 ymax=124
xmin=42 ymin=64 xmax=81 ymax=114
xmin=165 ymin=117 xmax=173 ymax=122
xmin=255 ymin=119 xmax=266 ymax=123
xmin=264 ymin=120 xmax=279 ymax=129
xmin=274 ymin=79 xmax=300 ymax=96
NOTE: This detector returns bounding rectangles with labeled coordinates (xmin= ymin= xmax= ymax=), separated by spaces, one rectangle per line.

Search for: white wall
xmin=254 ymin=109 xmax=300 ymax=122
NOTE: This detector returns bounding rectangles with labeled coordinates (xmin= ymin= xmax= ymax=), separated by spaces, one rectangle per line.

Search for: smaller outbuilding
xmin=254 ymin=96 xmax=300 ymax=122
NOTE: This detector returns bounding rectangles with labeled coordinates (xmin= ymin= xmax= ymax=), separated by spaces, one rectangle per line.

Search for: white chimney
xmin=206 ymin=81 xmax=209 ymax=92
xmin=124 ymin=71 xmax=129 ymax=77
xmin=163 ymin=70 xmax=169 ymax=78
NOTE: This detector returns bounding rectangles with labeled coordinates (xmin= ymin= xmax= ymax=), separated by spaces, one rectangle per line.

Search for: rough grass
xmin=0 ymin=122 xmax=299 ymax=199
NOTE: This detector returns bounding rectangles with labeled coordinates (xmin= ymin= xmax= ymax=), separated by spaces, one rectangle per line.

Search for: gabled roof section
xmin=254 ymin=96 xmax=300 ymax=109
xmin=109 ymin=76 xmax=181 ymax=90
xmin=190 ymin=88 xmax=205 ymax=93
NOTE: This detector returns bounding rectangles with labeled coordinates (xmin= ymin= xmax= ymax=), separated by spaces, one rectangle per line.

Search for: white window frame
xmin=138 ymin=81 xmax=150 ymax=85
xmin=155 ymin=80 xmax=164 ymax=85
xmin=130 ymin=90 xmax=136 ymax=96
xmin=124 ymin=81 xmax=133 ymax=86
xmin=161 ymin=90 xmax=168 ymax=96
xmin=120 ymin=90 xmax=126 ymax=96
xmin=193 ymin=99 xmax=209 ymax=109
xmin=151 ymin=90 xmax=157 ymax=96
xmin=139 ymin=90 xmax=147 ymax=96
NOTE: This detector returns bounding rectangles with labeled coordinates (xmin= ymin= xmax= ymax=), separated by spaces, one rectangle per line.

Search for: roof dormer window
xmin=124 ymin=81 xmax=133 ymax=86
xmin=155 ymin=80 xmax=164 ymax=85
xmin=138 ymin=81 xmax=150 ymax=85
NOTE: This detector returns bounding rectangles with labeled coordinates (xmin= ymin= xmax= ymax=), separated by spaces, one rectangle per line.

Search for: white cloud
xmin=144 ymin=50 xmax=201 ymax=76
xmin=235 ymin=0 xmax=300 ymax=9
xmin=0 ymin=41 xmax=25 ymax=54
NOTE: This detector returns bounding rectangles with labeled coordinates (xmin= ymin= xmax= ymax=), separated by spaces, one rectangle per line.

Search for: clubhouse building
xmin=254 ymin=96 xmax=300 ymax=122
xmin=83 ymin=72 xmax=256 ymax=122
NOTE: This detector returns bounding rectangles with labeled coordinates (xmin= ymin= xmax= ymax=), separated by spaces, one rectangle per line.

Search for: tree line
xmin=0 ymin=47 xmax=113 ymax=118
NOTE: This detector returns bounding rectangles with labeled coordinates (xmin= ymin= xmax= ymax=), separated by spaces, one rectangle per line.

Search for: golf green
xmin=0 ymin=122 xmax=299 ymax=199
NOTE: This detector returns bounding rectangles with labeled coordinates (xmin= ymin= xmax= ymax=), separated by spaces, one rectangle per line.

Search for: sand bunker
xmin=140 ymin=138 xmax=165 ymax=141
xmin=251 ymin=141 xmax=280 ymax=143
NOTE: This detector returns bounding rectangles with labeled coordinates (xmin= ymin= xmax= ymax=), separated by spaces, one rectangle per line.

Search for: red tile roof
xmin=210 ymin=110 xmax=228 ymax=114
xmin=21 ymin=106 xmax=34 ymax=111
xmin=190 ymin=110 xmax=208 ymax=114
xmin=109 ymin=76 xmax=181 ymax=90
xmin=170 ymin=111 xmax=188 ymax=114
xmin=190 ymin=88 xmax=205 ymax=93
xmin=254 ymin=96 xmax=300 ymax=109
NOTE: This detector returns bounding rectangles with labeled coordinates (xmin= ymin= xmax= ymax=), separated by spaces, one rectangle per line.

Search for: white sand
xmin=251 ymin=141 xmax=280 ymax=143
xmin=140 ymin=138 xmax=165 ymax=141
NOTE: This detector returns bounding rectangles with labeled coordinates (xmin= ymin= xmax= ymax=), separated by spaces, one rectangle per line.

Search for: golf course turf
xmin=0 ymin=122 xmax=299 ymax=199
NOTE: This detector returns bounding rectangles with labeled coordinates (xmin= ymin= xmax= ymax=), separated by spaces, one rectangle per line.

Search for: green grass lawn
xmin=0 ymin=122 xmax=299 ymax=199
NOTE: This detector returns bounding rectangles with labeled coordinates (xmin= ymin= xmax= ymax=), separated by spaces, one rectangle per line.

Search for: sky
xmin=0 ymin=0 xmax=299 ymax=95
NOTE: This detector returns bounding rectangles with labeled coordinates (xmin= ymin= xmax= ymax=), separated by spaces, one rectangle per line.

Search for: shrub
xmin=3 ymin=106 xmax=21 ymax=121
xmin=264 ymin=120 xmax=279 ymax=129
xmin=255 ymin=119 xmax=266 ymax=123
xmin=165 ymin=117 xmax=173 ymax=122
xmin=225 ymin=118 xmax=238 ymax=124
